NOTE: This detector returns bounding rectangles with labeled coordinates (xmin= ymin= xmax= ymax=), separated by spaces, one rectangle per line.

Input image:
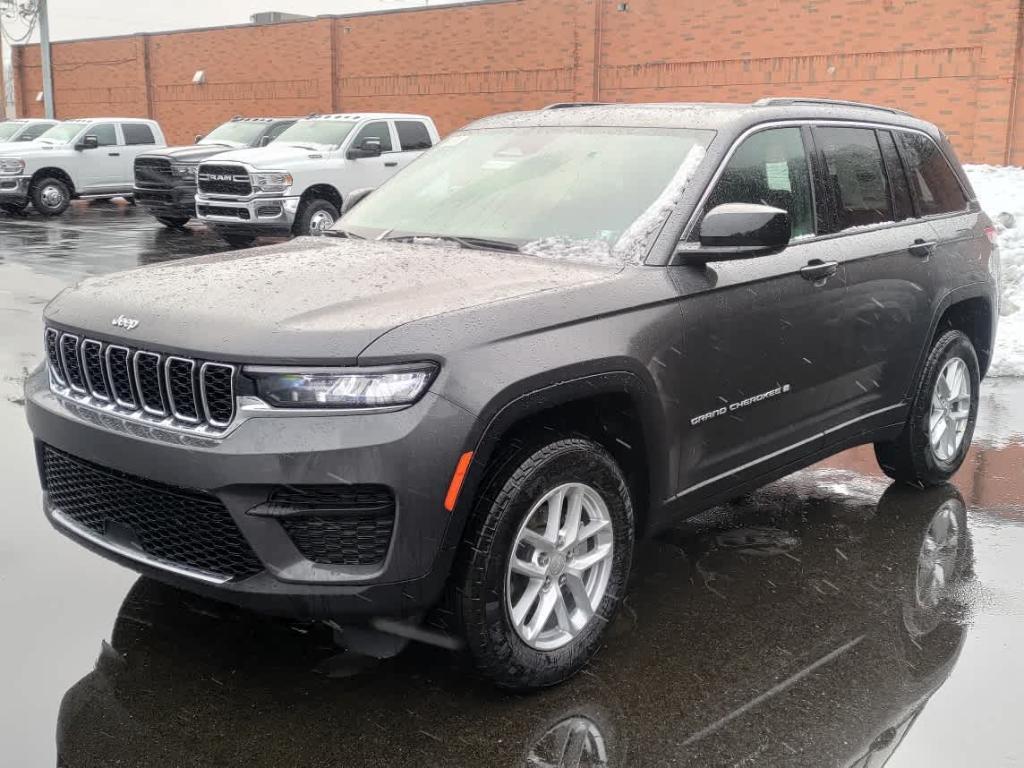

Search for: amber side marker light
xmin=444 ymin=451 xmax=474 ymax=511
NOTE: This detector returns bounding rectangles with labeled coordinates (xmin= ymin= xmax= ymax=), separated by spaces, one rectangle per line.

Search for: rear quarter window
xmin=899 ymin=132 xmax=968 ymax=216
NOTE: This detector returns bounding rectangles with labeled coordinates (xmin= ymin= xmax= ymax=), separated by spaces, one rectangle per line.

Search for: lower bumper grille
xmin=42 ymin=446 xmax=263 ymax=580
xmin=267 ymin=486 xmax=396 ymax=566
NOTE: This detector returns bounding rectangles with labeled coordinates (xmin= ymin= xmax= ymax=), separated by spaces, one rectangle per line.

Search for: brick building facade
xmin=8 ymin=0 xmax=1024 ymax=164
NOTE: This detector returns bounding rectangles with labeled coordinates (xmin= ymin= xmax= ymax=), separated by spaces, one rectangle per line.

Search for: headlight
xmin=246 ymin=363 xmax=437 ymax=408
xmin=251 ymin=171 xmax=293 ymax=193
xmin=170 ymin=163 xmax=197 ymax=180
xmin=0 ymin=158 xmax=25 ymax=176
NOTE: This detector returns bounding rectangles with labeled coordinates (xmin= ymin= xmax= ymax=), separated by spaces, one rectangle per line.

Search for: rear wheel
xmin=30 ymin=176 xmax=71 ymax=216
xmin=156 ymin=216 xmax=190 ymax=229
xmin=455 ymin=437 xmax=634 ymax=689
xmin=875 ymin=330 xmax=979 ymax=486
xmin=293 ymin=198 xmax=339 ymax=237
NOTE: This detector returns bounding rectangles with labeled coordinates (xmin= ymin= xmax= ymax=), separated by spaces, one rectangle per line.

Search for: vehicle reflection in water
xmin=56 ymin=475 xmax=973 ymax=768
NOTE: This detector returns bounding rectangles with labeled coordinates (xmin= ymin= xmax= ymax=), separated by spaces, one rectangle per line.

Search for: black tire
xmin=216 ymin=230 xmax=257 ymax=249
xmin=292 ymin=197 xmax=339 ymax=237
xmin=1 ymin=201 xmax=28 ymax=215
xmin=156 ymin=216 xmax=190 ymax=229
xmin=455 ymin=437 xmax=634 ymax=689
xmin=30 ymin=176 xmax=71 ymax=216
xmin=875 ymin=330 xmax=979 ymax=486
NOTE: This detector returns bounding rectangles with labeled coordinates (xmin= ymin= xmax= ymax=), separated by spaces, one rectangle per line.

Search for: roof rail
xmin=754 ymin=97 xmax=909 ymax=116
xmin=543 ymin=102 xmax=610 ymax=110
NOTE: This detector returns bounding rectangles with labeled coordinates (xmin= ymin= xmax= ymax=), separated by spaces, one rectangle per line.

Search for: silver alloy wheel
xmin=308 ymin=209 xmax=335 ymax=234
xmin=40 ymin=184 xmax=65 ymax=208
xmin=915 ymin=500 xmax=961 ymax=609
xmin=929 ymin=357 xmax=971 ymax=462
xmin=505 ymin=482 xmax=615 ymax=651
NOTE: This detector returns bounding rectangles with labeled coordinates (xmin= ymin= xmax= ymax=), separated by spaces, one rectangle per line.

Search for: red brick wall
xmin=11 ymin=0 xmax=1024 ymax=163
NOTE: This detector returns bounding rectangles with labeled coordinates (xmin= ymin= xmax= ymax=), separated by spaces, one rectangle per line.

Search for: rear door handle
xmin=908 ymin=239 xmax=936 ymax=258
xmin=108 ymin=152 xmax=120 ymax=156
xmin=800 ymin=259 xmax=838 ymax=283
xmin=384 ymin=161 xmax=398 ymax=167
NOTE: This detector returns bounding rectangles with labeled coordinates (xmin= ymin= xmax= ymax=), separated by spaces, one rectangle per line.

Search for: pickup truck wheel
xmin=456 ymin=437 xmax=634 ymax=689
xmin=30 ymin=177 xmax=71 ymax=216
xmin=293 ymin=198 xmax=339 ymax=237
xmin=156 ymin=216 xmax=190 ymax=229
xmin=875 ymin=330 xmax=979 ymax=486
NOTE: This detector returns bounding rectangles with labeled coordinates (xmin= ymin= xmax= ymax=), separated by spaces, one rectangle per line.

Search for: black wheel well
xmin=478 ymin=392 xmax=651 ymax=536
xmin=300 ymin=184 xmax=342 ymax=211
xmin=935 ymin=297 xmax=993 ymax=377
xmin=31 ymin=168 xmax=75 ymax=196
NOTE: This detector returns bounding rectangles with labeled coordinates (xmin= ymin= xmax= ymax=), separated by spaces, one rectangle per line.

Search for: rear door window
xmin=813 ymin=127 xmax=893 ymax=231
xmin=396 ymin=120 xmax=433 ymax=151
xmin=702 ymin=126 xmax=815 ymax=238
xmin=876 ymin=130 xmax=914 ymax=222
xmin=122 ymin=123 xmax=156 ymax=145
xmin=899 ymin=132 xmax=968 ymax=216
xmin=352 ymin=121 xmax=393 ymax=153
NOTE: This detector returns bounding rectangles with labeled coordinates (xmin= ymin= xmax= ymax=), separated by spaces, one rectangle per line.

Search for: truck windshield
xmin=0 ymin=123 xmax=24 ymax=141
xmin=340 ymin=126 xmax=714 ymax=257
xmin=200 ymin=121 xmax=269 ymax=147
xmin=35 ymin=122 xmax=86 ymax=144
xmin=273 ymin=120 xmax=356 ymax=149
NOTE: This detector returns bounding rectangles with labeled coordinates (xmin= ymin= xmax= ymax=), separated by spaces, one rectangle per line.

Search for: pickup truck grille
xmin=197 ymin=163 xmax=252 ymax=196
xmin=134 ymin=157 xmax=173 ymax=190
xmin=45 ymin=327 xmax=237 ymax=432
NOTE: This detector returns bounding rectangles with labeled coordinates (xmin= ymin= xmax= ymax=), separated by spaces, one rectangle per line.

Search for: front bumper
xmin=0 ymin=175 xmax=29 ymax=202
xmin=134 ymin=185 xmax=196 ymax=219
xmin=195 ymin=193 xmax=299 ymax=233
xmin=25 ymin=365 xmax=477 ymax=619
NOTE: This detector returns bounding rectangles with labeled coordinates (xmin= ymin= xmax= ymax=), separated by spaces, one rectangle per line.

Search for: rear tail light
xmin=985 ymin=226 xmax=998 ymax=245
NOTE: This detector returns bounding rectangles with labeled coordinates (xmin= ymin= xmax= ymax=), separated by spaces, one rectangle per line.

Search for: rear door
xmin=117 ymin=123 xmax=159 ymax=187
xmin=808 ymin=125 xmax=937 ymax=433
xmin=392 ymin=119 xmax=435 ymax=172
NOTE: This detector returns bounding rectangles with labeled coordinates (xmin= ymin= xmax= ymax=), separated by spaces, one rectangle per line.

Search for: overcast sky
xmin=3 ymin=0 xmax=476 ymax=42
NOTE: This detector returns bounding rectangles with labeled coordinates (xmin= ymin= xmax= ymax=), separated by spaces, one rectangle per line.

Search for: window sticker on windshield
xmin=765 ymin=161 xmax=791 ymax=191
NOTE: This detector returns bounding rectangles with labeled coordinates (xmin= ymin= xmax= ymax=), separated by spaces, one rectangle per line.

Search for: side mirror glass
xmin=347 ymin=137 xmax=383 ymax=160
xmin=76 ymin=134 xmax=99 ymax=151
xmin=686 ymin=203 xmax=791 ymax=262
xmin=259 ymin=135 xmax=273 ymax=147
xmin=341 ymin=188 xmax=374 ymax=215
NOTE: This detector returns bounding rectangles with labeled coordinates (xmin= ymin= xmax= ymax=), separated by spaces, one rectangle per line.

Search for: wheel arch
xmin=30 ymin=167 xmax=76 ymax=196
xmin=299 ymin=184 xmax=343 ymax=211
xmin=924 ymin=286 xmax=995 ymax=380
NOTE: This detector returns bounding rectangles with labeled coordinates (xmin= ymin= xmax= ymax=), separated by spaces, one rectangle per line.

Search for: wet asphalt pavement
xmin=3 ymin=203 xmax=1024 ymax=767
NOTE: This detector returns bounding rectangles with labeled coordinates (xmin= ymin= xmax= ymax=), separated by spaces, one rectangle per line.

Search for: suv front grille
xmin=264 ymin=486 xmax=396 ymax=566
xmin=45 ymin=328 xmax=236 ymax=433
xmin=134 ymin=156 xmax=174 ymax=190
xmin=42 ymin=446 xmax=263 ymax=581
xmin=197 ymin=163 xmax=252 ymax=196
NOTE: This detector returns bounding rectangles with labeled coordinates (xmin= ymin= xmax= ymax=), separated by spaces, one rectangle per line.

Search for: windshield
xmin=273 ymin=119 xmax=356 ymax=149
xmin=200 ymin=121 xmax=269 ymax=147
xmin=340 ymin=126 xmax=713 ymax=256
xmin=0 ymin=123 xmax=24 ymax=141
xmin=35 ymin=122 xmax=85 ymax=144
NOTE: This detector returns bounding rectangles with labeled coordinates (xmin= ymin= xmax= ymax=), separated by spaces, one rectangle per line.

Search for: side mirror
xmin=258 ymin=135 xmax=273 ymax=147
xmin=194 ymin=134 xmax=204 ymax=143
xmin=347 ymin=137 xmax=383 ymax=160
xmin=684 ymin=203 xmax=791 ymax=262
xmin=76 ymin=134 xmax=99 ymax=151
xmin=341 ymin=188 xmax=374 ymax=215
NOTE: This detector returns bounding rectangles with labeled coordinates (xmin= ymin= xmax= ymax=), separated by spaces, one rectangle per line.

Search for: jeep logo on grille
xmin=111 ymin=314 xmax=139 ymax=331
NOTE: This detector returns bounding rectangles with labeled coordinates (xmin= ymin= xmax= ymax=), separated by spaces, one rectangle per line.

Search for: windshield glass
xmin=200 ymin=121 xmax=268 ymax=147
xmin=340 ymin=126 xmax=713 ymax=256
xmin=35 ymin=122 xmax=85 ymax=144
xmin=0 ymin=123 xmax=24 ymax=141
xmin=273 ymin=119 xmax=356 ymax=148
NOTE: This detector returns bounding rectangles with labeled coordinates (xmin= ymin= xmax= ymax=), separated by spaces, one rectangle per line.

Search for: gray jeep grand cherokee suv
xmin=26 ymin=99 xmax=998 ymax=689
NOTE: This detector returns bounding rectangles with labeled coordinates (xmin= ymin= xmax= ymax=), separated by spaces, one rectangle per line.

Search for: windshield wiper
xmin=382 ymin=233 xmax=520 ymax=253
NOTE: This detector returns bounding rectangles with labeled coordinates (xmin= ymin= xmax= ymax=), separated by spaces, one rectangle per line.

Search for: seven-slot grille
xmin=45 ymin=328 xmax=236 ymax=430
xmin=133 ymin=156 xmax=174 ymax=189
xmin=197 ymin=163 xmax=252 ymax=196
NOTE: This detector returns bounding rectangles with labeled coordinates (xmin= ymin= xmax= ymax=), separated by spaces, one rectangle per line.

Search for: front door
xmin=76 ymin=122 xmax=121 ymax=190
xmin=343 ymin=121 xmax=399 ymax=192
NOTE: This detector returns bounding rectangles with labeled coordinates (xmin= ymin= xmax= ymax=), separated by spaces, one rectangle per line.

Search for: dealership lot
xmin=1 ymin=202 xmax=1023 ymax=766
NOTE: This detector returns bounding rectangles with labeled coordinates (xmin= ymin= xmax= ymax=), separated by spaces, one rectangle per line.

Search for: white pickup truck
xmin=0 ymin=118 xmax=58 ymax=149
xmin=194 ymin=113 xmax=439 ymax=247
xmin=0 ymin=118 xmax=166 ymax=215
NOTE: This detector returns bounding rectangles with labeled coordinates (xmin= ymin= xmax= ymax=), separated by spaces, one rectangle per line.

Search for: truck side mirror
xmin=347 ymin=137 xmax=383 ymax=160
xmin=194 ymin=134 xmax=204 ymax=143
xmin=76 ymin=135 xmax=99 ymax=151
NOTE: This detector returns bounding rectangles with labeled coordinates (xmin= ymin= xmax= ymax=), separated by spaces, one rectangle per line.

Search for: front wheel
xmin=293 ymin=198 xmax=339 ymax=237
xmin=156 ymin=216 xmax=190 ymax=229
xmin=30 ymin=176 xmax=71 ymax=216
xmin=875 ymin=330 xmax=980 ymax=486
xmin=455 ymin=437 xmax=634 ymax=689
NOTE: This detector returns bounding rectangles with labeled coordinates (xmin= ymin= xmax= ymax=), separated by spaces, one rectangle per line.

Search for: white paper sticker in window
xmin=765 ymin=162 xmax=791 ymax=192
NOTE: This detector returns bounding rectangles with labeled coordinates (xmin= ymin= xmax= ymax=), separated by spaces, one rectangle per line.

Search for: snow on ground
xmin=964 ymin=164 xmax=1024 ymax=377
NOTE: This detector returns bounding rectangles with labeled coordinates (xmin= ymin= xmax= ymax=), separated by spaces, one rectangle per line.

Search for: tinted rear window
xmin=123 ymin=123 xmax=156 ymax=145
xmin=899 ymin=133 xmax=967 ymax=216
xmin=396 ymin=121 xmax=433 ymax=151
xmin=814 ymin=127 xmax=893 ymax=230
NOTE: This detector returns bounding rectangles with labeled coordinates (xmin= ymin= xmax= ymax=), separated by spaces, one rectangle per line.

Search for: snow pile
xmin=965 ymin=164 xmax=1024 ymax=376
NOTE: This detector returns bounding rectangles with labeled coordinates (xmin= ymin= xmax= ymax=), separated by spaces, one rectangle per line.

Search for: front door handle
xmin=384 ymin=161 xmax=398 ymax=167
xmin=908 ymin=239 xmax=936 ymax=258
xmin=800 ymin=259 xmax=838 ymax=283
xmin=108 ymin=152 xmax=120 ymax=156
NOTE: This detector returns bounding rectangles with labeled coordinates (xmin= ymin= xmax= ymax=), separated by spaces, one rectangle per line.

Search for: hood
xmin=201 ymin=143 xmax=323 ymax=169
xmin=0 ymin=140 xmax=51 ymax=155
xmin=44 ymin=238 xmax=620 ymax=364
xmin=139 ymin=144 xmax=243 ymax=163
